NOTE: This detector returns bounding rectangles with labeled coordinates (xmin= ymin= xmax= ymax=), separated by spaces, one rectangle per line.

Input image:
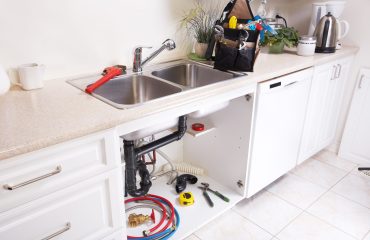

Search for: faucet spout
xmin=133 ymin=39 xmax=176 ymax=73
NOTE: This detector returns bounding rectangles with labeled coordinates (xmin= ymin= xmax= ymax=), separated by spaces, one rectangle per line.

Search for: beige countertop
xmin=0 ymin=46 xmax=358 ymax=160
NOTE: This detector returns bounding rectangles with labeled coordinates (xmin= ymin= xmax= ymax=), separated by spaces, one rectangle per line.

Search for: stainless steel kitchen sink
xmin=67 ymin=60 xmax=245 ymax=110
xmin=91 ymin=75 xmax=181 ymax=107
xmin=151 ymin=63 xmax=239 ymax=88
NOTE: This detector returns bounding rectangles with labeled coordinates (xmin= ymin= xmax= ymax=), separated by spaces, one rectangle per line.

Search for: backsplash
xmin=0 ymin=0 xmax=193 ymax=82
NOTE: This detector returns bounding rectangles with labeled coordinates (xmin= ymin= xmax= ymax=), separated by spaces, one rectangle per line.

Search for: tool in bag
xmin=205 ymin=0 xmax=261 ymax=72
xmin=85 ymin=65 xmax=126 ymax=94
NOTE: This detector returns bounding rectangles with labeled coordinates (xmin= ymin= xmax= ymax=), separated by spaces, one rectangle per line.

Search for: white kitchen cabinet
xmin=0 ymin=169 xmax=125 ymax=240
xmin=0 ymin=129 xmax=121 ymax=213
xmin=246 ymin=68 xmax=313 ymax=197
xmin=339 ymin=68 xmax=370 ymax=164
xmin=298 ymin=57 xmax=353 ymax=164
xmin=0 ymin=129 xmax=126 ymax=240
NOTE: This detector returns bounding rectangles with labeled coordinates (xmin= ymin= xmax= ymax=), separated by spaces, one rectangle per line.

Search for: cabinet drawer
xmin=0 ymin=130 xmax=121 ymax=212
xmin=0 ymin=169 xmax=124 ymax=240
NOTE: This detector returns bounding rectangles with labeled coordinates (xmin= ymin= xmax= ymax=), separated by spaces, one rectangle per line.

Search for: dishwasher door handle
xmin=284 ymin=81 xmax=298 ymax=87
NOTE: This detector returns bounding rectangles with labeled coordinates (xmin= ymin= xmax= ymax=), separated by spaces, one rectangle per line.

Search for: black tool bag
xmin=206 ymin=0 xmax=260 ymax=72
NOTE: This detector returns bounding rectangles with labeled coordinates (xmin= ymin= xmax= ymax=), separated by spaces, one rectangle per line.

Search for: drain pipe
xmin=124 ymin=116 xmax=187 ymax=197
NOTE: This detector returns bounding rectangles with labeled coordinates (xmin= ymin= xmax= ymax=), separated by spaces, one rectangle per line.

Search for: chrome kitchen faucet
xmin=133 ymin=39 xmax=176 ymax=73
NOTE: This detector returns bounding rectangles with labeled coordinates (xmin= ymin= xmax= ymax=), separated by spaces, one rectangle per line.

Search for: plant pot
xmin=194 ymin=42 xmax=208 ymax=58
xmin=269 ymin=41 xmax=285 ymax=54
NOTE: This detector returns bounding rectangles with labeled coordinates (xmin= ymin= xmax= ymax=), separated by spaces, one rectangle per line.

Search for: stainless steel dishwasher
xmin=247 ymin=68 xmax=313 ymax=197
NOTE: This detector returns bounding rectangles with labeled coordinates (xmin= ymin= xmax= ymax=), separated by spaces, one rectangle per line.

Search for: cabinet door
xmin=298 ymin=57 xmax=352 ymax=164
xmin=339 ymin=68 xmax=370 ymax=164
xmin=247 ymin=69 xmax=312 ymax=197
xmin=318 ymin=57 xmax=352 ymax=148
xmin=298 ymin=62 xmax=334 ymax=163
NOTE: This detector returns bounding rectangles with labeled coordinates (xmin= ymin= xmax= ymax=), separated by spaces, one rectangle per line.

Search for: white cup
xmin=18 ymin=63 xmax=45 ymax=90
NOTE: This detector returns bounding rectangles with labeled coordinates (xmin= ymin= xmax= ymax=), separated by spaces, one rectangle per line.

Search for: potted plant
xmin=260 ymin=27 xmax=299 ymax=54
xmin=180 ymin=1 xmax=220 ymax=58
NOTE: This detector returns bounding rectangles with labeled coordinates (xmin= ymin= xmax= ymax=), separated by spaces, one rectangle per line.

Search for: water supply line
xmin=124 ymin=116 xmax=187 ymax=197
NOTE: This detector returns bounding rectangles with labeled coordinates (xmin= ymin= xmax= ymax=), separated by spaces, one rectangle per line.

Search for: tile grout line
xmin=192 ymin=233 xmax=202 ymax=240
xmin=300 ymin=169 xmax=366 ymax=240
xmin=290 ymin=158 xmax=351 ymax=190
xmin=331 ymin=188 xmax=370 ymax=210
xmin=271 ymin=208 xmax=306 ymax=238
xmin=302 ymin=210 xmax=361 ymax=240
xmin=231 ymin=207 xmax=277 ymax=237
xmin=272 ymin=160 xmax=361 ymax=238
xmin=361 ymin=230 xmax=370 ymax=240
xmin=312 ymin=153 xmax=359 ymax=172
xmin=266 ymin=190 xmax=306 ymax=210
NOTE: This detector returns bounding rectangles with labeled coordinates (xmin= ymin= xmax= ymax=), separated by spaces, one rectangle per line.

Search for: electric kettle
xmin=314 ymin=12 xmax=337 ymax=53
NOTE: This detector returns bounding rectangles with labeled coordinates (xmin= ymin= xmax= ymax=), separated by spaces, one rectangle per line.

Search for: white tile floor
xmin=185 ymin=150 xmax=370 ymax=240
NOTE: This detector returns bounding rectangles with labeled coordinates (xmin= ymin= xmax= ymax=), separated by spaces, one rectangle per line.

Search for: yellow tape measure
xmin=179 ymin=192 xmax=194 ymax=206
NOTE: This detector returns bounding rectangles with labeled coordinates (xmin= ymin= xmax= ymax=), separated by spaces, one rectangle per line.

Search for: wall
xmin=255 ymin=0 xmax=369 ymax=152
xmin=0 ymin=0 xmax=192 ymax=82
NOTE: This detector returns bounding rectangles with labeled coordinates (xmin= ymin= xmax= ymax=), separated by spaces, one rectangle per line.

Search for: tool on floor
xmin=199 ymin=183 xmax=214 ymax=207
xmin=85 ymin=65 xmax=126 ymax=94
xmin=358 ymin=167 xmax=370 ymax=177
xmin=199 ymin=183 xmax=230 ymax=203
xmin=128 ymin=210 xmax=156 ymax=228
xmin=179 ymin=192 xmax=195 ymax=206
xmin=175 ymin=174 xmax=198 ymax=193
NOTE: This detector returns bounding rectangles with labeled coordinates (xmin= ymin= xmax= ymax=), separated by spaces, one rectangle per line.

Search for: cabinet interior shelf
xmin=124 ymin=174 xmax=244 ymax=239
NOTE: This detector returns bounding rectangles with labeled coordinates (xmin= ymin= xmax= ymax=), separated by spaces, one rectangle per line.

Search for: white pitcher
xmin=0 ymin=65 xmax=10 ymax=95
xmin=326 ymin=1 xmax=350 ymax=40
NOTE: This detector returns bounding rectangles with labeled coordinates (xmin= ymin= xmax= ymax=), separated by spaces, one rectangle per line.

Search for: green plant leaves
xmin=261 ymin=27 xmax=299 ymax=48
xmin=180 ymin=1 xmax=220 ymax=43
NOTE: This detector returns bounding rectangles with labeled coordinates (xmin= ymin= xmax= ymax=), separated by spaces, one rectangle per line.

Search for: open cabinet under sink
xmin=122 ymin=95 xmax=254 ymax=239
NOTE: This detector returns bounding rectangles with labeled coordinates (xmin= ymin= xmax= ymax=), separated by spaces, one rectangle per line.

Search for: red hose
xmin=148 ymin=194 xmax=175 ymax=231
xmin=125 ymin=196 xmax=166 ymax=238
xmin=125 ymin=195 xmax=176 ymax=238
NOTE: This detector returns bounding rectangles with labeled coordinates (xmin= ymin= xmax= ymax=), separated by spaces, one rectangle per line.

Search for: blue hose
xmin=158 ymin=208 xmax=180 ymax=240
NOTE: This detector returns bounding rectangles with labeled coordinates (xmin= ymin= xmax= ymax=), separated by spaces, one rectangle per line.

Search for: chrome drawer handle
xmin=336 ymin=64 xmax=342 ymax=78
xmin=3 ymin=166 xmax=62 ymax=190
xmin=41 ymin=222 xmax=71 ymax=240
xmin=358 ymin=74 xmax=365 ymax=89
xmin=331 ymin=65 xmax=337 ymax=80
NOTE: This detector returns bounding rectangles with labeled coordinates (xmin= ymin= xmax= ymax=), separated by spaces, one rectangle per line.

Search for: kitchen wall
xmin=254 ymin=0 xmax=369 ymax=152
xmin=0 ymin=0 xmax=193 ymax=82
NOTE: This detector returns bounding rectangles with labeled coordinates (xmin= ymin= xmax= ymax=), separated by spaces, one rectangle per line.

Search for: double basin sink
xmin=73 ymin=60 xmax=243 ymax=109
xmin=68 ymin=60 xmax=244 ymax=139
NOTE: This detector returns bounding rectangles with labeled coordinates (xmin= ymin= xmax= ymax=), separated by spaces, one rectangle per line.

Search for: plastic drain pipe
xmin=124 ymin=116 xmax=187 ymax=197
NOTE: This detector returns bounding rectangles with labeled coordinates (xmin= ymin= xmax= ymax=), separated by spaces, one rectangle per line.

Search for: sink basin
xmin=92 ymin=75 xmax=181 ymax=108
xmin=152 ymin=63 xmax=239 ymax=88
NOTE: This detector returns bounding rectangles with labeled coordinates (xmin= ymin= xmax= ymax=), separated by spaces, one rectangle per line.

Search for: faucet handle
xmin=134 ymin=46 xmax=152 ymax=53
